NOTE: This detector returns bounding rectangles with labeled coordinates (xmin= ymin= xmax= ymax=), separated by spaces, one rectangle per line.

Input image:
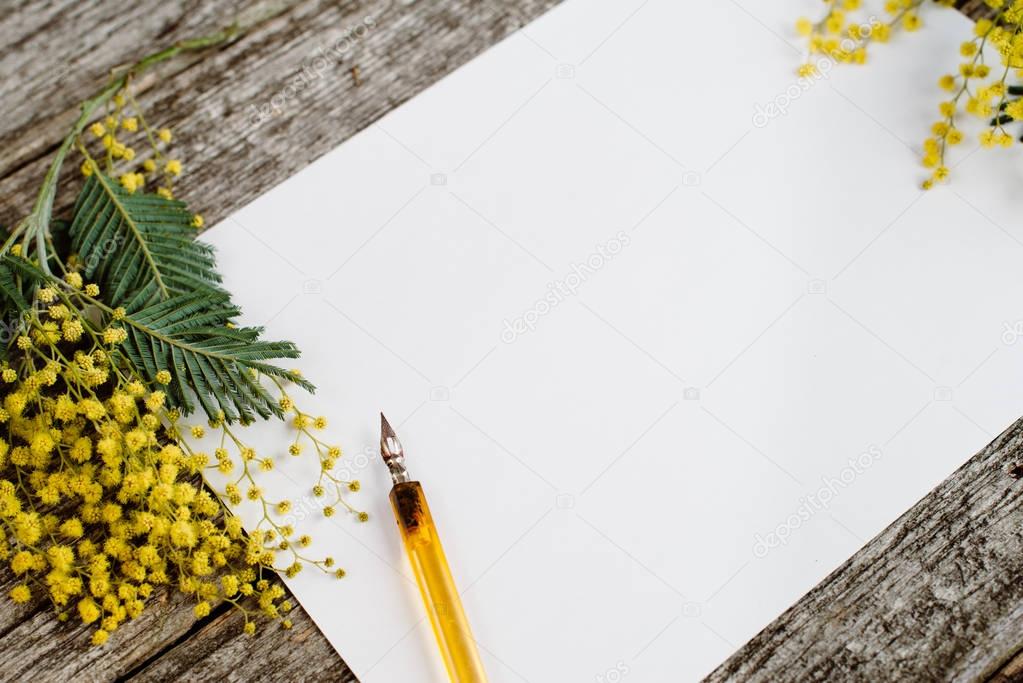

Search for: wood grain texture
xmin=0 ymin=0 xmax=562 ymax=231
xmin=705 ymin=417 xmax=1023 ymax=682
xmin=0 ymin=0 xmax=1018 ymax=681
xmin=0 ymin=0 xmax=561 ymax=680
xmin=127 ymin=598 xmax=359 ymax=683
xmin=701 ymin=10 xmax=1023 ymax=683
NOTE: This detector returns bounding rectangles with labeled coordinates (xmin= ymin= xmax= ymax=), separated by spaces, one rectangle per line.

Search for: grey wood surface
xmin=0 ymin=0 xmax=1018 ymax=681
xmin=0 ymin=0 xmax=561 ymax=680
xmin=706 ymin=415 xmax=1023 ymax=683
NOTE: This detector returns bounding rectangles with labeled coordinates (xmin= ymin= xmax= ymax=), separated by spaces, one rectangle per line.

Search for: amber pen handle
xmin=389 ymin=481 xmax=487 ymax=683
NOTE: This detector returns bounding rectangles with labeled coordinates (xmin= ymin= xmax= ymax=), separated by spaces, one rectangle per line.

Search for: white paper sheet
xmin=201 ymin=1 xmax=1023 ymax=680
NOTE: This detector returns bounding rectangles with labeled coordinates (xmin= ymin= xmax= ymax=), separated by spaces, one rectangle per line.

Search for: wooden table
xmin=1 ymin=0 xmax=1017 ymax=680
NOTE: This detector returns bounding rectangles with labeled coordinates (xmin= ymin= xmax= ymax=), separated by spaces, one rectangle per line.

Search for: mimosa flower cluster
xmin=0 ymin=29 xmax=364 ymax=645
xmin=795 ymin=0 xmax=943 ymax=73
xmin=797 ymin=0 xmax=1023 ymax=187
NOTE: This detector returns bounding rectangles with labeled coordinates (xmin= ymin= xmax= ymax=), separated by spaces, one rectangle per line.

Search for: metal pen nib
xmin=380 ymin=413 xmax=410 ymax=484
xmin=378 ymin=412 xmax=488 ymax=680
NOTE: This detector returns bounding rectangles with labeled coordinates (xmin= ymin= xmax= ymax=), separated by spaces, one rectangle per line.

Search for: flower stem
xmin=7 ymin=26 xmax=243 ymax=270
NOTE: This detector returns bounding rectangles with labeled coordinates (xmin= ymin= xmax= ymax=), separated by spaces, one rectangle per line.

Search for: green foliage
xmin=0 ymin=28 xmax=350 ymax=643
xmin=0 ymin=255 xmax=40 ymax=361
xmin=69 ymin=172 xmax=224 ymax=307
xmin=0 ymin=256 xmax=32 ymax=313
xmin=120 ymin=293 xmax=314 ymax=422
xmin=62 ymin=173 xmax=313 ymax=421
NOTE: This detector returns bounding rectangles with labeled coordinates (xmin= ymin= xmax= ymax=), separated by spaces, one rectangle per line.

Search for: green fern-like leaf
xmin=118 ymin=292 xmax=315 ymax=421
xmin=0 ymin=254 xmax=43 ymax=360
xmin=0 ymin=255 xmax=31 ymax=313
xmin=69 ymin=173 xmax=224 ymax=306
xmin=61 ymin=175 xmax=312 ymax=422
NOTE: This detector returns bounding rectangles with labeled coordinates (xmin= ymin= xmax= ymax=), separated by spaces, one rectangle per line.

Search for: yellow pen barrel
xmin=389 ymin=481 xmax=487 ymax=683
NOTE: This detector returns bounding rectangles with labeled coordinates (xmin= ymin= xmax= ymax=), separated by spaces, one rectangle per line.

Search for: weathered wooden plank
xmin=957 ymin=0 xmax=997 ymax=22
xmin=0 ymin=0 xmax=561 ymax=680
xmin=126 ymin=598 xmax=358 ymax=683
xmin=705 ymin=415 xmax=1023 ymax=682
xmin=1 ymin=0 xmax=1019 ymax=681
xmin=0 ymin=0 xmax=563 ymax=231
xmin=990 ymin=650 xmax=1023 ymax=683
xmin=0 ymin=584 xmax=207 ymax=683
xmin=702 ymin=7 xmax=1023 ymax=682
